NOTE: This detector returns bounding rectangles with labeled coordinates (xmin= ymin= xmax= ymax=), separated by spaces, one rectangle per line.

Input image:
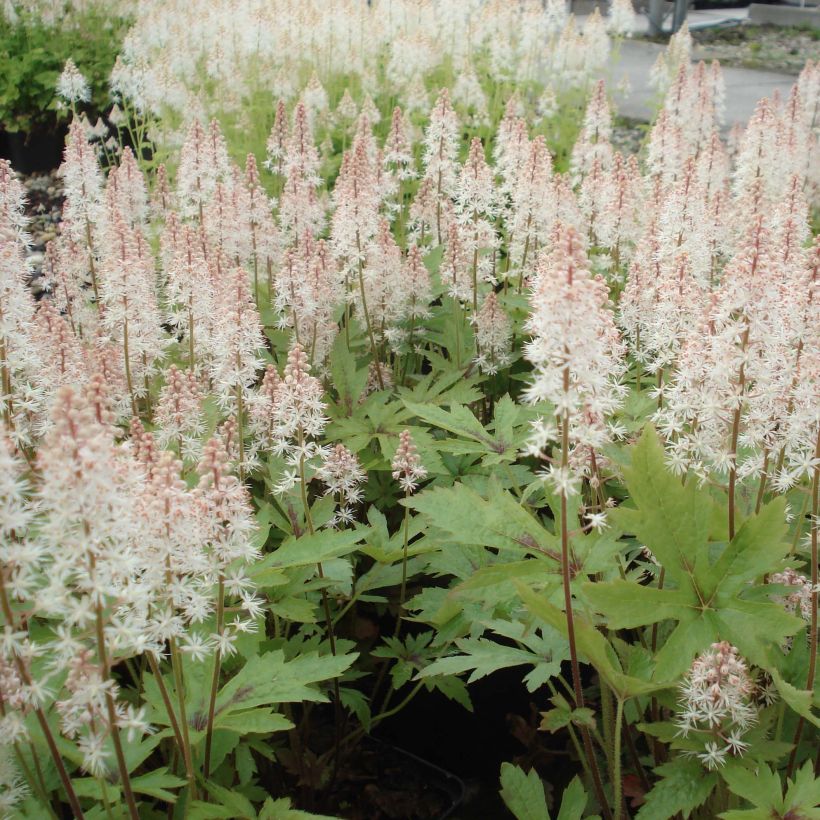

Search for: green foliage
xmin=585 ymin=426 xmax=803 ymax=680
xmin=635 ymin=759 xmax=718 ymax=819
xmin=0 ymin=9 xmax=126 ymax=133
xmin=500 ymin=764 xmax=591 ymax=820
xmin=500 ymin=763 xmax=551 ymax=820
xmin=721 ymin=762 xmax=820 ymax=820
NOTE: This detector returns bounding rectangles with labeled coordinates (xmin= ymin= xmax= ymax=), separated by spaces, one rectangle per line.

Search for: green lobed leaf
xmin=410 ymin=483 xmax=558 ymax=559
xmin=635 ymin=758 xmax=718 ymax=820
xmin=418 ymin=638 xmax=545 ymax=684
xmin=556 ymin=776 xmax=591 ymax=820
xmin=516 ymin=582 xmax=664 ymax=698
xmin=721 ymin=761 xmax=782 ymax=812
xmin=500 ymin=762 xmax=551 ymax=820
xmin=130 ymin=769 xmax=188 ymax=803
xmin=270 ymin=529 xmax=363 ymax=568
xmin=614 ymin=426 xmax=713 ymax=589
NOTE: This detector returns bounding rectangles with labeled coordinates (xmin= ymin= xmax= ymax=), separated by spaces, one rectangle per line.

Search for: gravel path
xmin=22 ymin=172 xmax=63 ymax=295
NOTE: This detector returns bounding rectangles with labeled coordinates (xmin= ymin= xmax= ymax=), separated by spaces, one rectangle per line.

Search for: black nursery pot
xmin=0 ymin=124 xmax=68 ymax=174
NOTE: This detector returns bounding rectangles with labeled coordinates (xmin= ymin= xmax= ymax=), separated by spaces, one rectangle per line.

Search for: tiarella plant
xmin=0 ymin=5 xmax=819 ymax=819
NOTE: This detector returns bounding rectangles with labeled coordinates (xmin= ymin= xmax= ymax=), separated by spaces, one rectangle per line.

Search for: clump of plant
xmin=0 ymin=17 xmax=818 ymax=820
xmin=0 ymin=6 xmax=126 ymax=136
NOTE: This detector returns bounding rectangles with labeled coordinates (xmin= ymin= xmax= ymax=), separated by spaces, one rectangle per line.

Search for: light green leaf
xmin=130 ymin=769 xmax=187 ymax=803
xmin=706 ymin=496 xmax=789 ymax=598
xmin=721 ymin=762 xmax=781 ymax=812
xmin=500 ymin=762 xmax=550 ymax=820
xmin=516 ymin=582 xmax=663 ymax=698
xmin=784 ymin=761 xmax=820 ymax=815
xmin=556 ymin=776 xmax=589 ymax=820
xmin=582 ymin=582 xmax=698 ymax=629
xmin=193 ymin=781 xmax=255 ymax=819
xmin=614 ymin=426 xmax=713 ymax=588
xmin=636 ymin=759 xmax=718 ymax=819
xmin=410 ymin=483 xmax=558 ymax=559
xmin=418 ymin=639 xmax=548 ymax=684
xmin=259 ymin=796 xmax=339 ymax=819
xmin=330 ymin=331 xmax=369 ymax=412
xmin=271 ymin=529 xmax=362 ymax=568
xmin=214 ymin=708 xmax=293 ymax=734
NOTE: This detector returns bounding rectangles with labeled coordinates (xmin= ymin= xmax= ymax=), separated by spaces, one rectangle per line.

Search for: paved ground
xmin=580 ymin=9 xmax=801 ymax=126
xmin=608 ymin=38 xmax=798 ymax=125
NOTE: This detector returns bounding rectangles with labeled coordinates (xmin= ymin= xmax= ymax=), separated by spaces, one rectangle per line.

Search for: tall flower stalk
xmin=523 ymin=224 xmax=625 ymax=819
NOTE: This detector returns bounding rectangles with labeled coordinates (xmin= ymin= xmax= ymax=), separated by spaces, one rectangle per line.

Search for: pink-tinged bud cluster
xmin=770 ymin=568 xmax=817 ymax=622
xmin=195 ymin=436 xmax=258 ymax=569
xmin=676 ymin=642 xmax=757 ymax=769
xmin=332 ymin=131 xmax=380 ymax=274
xmin=176 ymin=119 xmax=231 ymax=219
xmin=279 ymin=102 xmax=325 ymax=243
xmin=392 ymin=429 xmax=428 ymax=493
xmin=155 ymin=364 xmax=205 ymax=458
xmin=0 ymin=160 xmax=38 ymax=445
xmin=474 ymin=292 xmax=512 ymax=375
xmin=505 ymin=135 xmax=556 ymax=283
xmin=383 ymin=106 xmax=415 ymax=185
xmin=421 ymin=89 xmax=460 ymax=212
xmin=317 ymin=443 xmax=366 ymax=527
xmin=265 ymin=99 xmax=289 ymax=175
xmin=267 ymin=343 xmax=330 ymax=495
xmin=0 ymin=424 xmax=35 ymax=595
xmin=571 ymin=80 xmax=614 ymax=183
xmin=207 ymin=265 xmax=264 ymax=409
xmin=58 ymin=120 xmax=103 ymax=244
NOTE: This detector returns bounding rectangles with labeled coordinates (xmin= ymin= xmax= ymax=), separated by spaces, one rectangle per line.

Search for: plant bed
xmin=689 ymin=21 xmax=820 ymax=72
xmin=0 ymin=4 xmax=818 ymax=820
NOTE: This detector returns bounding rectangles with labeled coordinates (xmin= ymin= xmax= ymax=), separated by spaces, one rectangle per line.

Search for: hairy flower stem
xmin=236 ymin=381 xmax=246 ymax=483
xmin=85 ymin=218 xmax=99 ymax=304
xmin=600 ymin=681 xmax=615 ymax=776
xmin=559 ymin=390 xmax=613 ymax=820
xmin=93 ymin=600 xmax=139 ymax=819
xmin=203 ymin=574 xmax=225 ymax=780
xmin=613 ymin=698 xmax=625 ymax=820
xmin=0 ymin=335 xmax=12 ymax=429
xmin=787 ymin=430 xmax=819 ymax=777
xmin=169 ymin=638 xmax=197 ymax=797
xmin=649 ymin=567 xmax=667 ymax=765
xmin=394 ymin=490 xmax=411 ymax=639
xmin=472 ymin=212 xmax=479 ymax=316
xmin=754 ymin=450 xmax=770 ymax=514
xmin=298 ymin=448 xmax=338 ymax=660
xmin=160 ymin=551 xmax=196 ymax=798
xmin=355 ymin=232 xmax=384 ymax=389
xmin=515 ymin=234 xmax=532 ymax=295
xmin=435 ymin=168 xmax=443 ymax=246
xmin=728 ymin=327 xmax=750 ymax=541
xmin=1 ymin=577 xmax=84 ymax=817
xmin=188 ymin=301 xmax=195 ymax=371
xmin=122 ymin=314 xmax=138 ymax=418
xmin=0 ymin=681 xmax=57 ymax=817
xmin=297 ymin=430 xmax=342 ymax=771
xmin=145 ymin=653 xmax=185 ymax=756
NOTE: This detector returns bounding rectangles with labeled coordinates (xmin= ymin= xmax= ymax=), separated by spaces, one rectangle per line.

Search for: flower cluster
xmin=677 ymin=642 xmax=757 ymax=769
xmin=112 ymin=0 xmax=623 ymax=138
xmin=392 ymin=429 xmax=427 ymax=493
xmin=770 ymin=568 xmax=816 ymax=622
